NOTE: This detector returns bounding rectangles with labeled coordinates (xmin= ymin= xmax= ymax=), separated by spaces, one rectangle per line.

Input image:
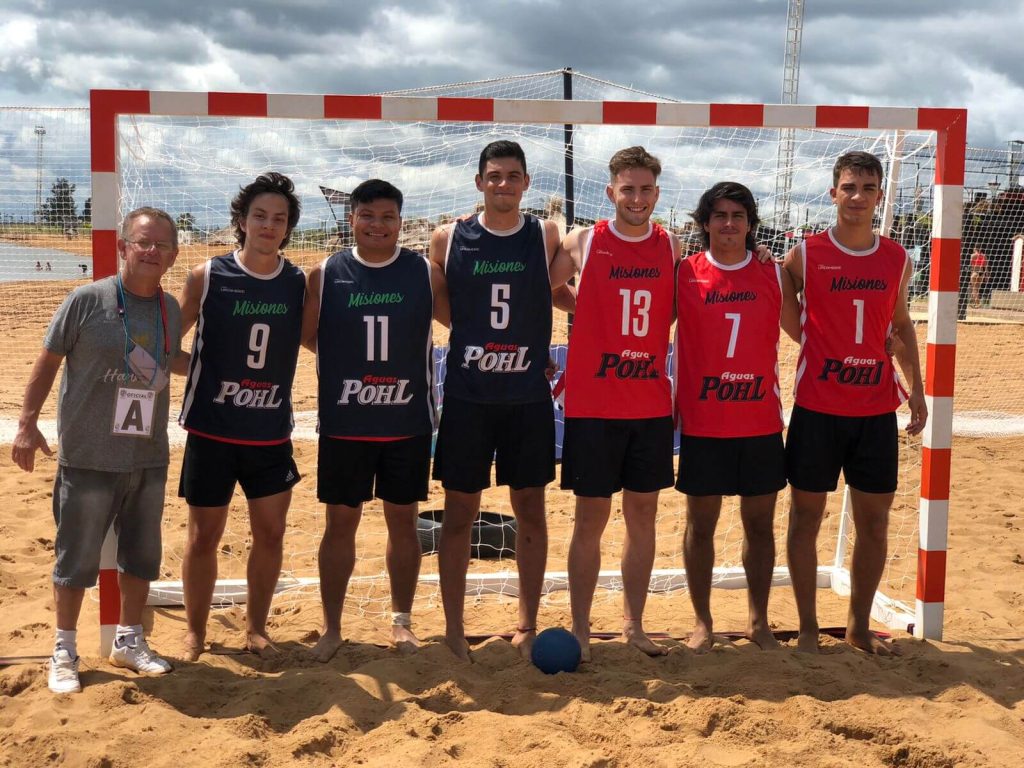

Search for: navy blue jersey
xmin=180 ymin=252 xmax=305 ymax=444
xmin=317 ymin=246 xmax=437 ymax=437
xmin=443 ymin=213 xmax=552 ymax=404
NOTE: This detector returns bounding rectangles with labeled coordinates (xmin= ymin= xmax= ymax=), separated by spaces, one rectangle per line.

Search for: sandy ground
xmin=1 ymin=240 xmax=1022 ymax=767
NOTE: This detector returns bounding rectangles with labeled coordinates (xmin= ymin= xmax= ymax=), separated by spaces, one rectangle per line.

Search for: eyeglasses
xmin=126 ymin=238 xmax=175 ymax=253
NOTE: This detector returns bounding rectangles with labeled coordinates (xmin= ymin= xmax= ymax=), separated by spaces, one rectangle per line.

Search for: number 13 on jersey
xmin=618 ymin=289 xmax=651 ymax=337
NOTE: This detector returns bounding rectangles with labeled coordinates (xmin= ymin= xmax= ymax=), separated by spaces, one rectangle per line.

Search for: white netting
xmin=0 ymin=72 xmax=1019 ymax=632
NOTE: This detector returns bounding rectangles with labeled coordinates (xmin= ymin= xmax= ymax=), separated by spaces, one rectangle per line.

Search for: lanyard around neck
xmin=116 ymin=274 xmax=170 ymax=380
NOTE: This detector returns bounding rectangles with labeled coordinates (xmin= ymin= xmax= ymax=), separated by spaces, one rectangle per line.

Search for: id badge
xmin=112 ymin=387 xmax=156 ymax=437
xmin=127 ymin=341 xmax=169 ymax=393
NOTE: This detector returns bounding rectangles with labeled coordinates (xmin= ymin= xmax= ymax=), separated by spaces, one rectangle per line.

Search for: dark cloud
xmin=0 ymin=1 xmax=1021 ymax=148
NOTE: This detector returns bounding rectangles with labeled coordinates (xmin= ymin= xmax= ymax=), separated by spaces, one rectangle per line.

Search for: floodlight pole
xmin=34 ymin=126 xmax=46 ymax=223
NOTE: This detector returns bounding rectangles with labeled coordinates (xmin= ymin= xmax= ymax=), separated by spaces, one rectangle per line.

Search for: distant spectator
xmin=969 ymin=247 xmax=988 ymax=307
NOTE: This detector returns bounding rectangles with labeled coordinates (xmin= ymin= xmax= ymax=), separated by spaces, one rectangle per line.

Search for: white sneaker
xmin=109 ymin=635 xmax=172 ymax=675
xmin=48 ymin=649 xmax=81 ymax=694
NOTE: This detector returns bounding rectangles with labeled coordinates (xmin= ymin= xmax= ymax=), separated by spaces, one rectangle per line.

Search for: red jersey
xmin=674 ymin=250 xmax=784 ymax=437
xmin=795 ymin=229 xmax=908 ymax=416
xmin=563 ymin=220 xmax=675 ymax=419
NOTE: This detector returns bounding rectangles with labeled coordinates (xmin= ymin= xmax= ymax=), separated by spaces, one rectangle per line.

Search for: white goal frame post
xmin=89 ymin=89 xmax=966 ymax=652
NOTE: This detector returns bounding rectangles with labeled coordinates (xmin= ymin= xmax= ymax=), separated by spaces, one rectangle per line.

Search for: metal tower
xmin=773 ymin=0 xmax=805 ymax=230
xmin=34 ymin=125 xmax=46 ymax=222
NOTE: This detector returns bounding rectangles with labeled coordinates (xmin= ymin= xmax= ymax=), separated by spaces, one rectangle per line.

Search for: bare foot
xmin=571 ymin=625 xmax=592 ymax=663
xmin=444 ymin=632 xmax=470 ymax=662
xmin=310 ymin=630 xmax=344 ymax=663
xmin=391 ymin=625 xmax=422 ymax=655
xmin=846 ymin=628 xmax=901 ymax=657
xmin=686 ymin=621 xmax=715 ymax=654
xmin=795 ymin=629 xmax=820 ymax=654
xmin=747 ymin=624 xmax=781 ymax=651
xmin=182 ymin=631 xmax=205 ymax=662
xmin=246 ymin=631 xmax=279 ymax=658
xmin=622 ymin=622 xmax=668 ymax=657
xmin=511 ymin=628 xmax=536 ymax=661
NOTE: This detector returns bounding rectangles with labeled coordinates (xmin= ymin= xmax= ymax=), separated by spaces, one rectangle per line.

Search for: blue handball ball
xmin=531 ymin=627 xmax=582 ymax=674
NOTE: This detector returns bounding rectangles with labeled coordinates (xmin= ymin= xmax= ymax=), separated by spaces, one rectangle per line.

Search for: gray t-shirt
xmin=44 ymin=276 xmax=182 ymax=471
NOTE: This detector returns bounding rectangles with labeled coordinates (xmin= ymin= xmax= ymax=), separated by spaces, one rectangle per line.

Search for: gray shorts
xmin=52 ymin=465 xmax=167 ymax=588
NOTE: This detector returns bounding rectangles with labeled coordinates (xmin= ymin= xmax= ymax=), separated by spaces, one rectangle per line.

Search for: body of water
xmin=0 ymin=242 xmax=91 ymax=282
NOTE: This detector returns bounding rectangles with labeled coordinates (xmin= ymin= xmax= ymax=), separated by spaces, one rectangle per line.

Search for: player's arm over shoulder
xmin=178 ymin=262 xmax=206 ymax=335
xmin=779 ymin=264 xmax=800 ymax=342
xmin=781 ymin=244 xmax=804 ymax=294
xmin=668 ymin=231 xmax=682 ymax=264
xmin=301 ymin=265 xmax=322 ymax=353
xmin=428 ymin=225 xmax=450 ymax=272
xmin=172 ymin=262 xmax=206 ymax=375
xmin=549 ymin=226 xmax=587 ymax=290
xmin=429 ymin=257 xmax=450 ymax=328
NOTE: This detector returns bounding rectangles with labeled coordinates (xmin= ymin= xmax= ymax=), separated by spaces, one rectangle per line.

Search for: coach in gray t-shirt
xmin=12 ymin=207 xmax=182 ymax=694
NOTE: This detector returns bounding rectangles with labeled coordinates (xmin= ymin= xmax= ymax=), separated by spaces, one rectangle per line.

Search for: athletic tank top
xmin=180 ymin=251 xmax=305 ymax=444
xmin=674 ymin=250 xmax=784 ymax=437
xmin=563 ymin=220 xmax=675 ymax=419
xmin=443 ymin=213 xmax=552 ymax=404
xmin=316 ymin=246 xmax=436 ymax=438
xmin=794 ymin=229 xmax=908 ymax=416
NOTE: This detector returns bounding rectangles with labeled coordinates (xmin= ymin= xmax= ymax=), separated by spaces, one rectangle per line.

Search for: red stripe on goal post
xmin=324 ymin=95 xmax=382 ymax=120
xmin=919 ymin=108 xmax=968 ymax=185
xmin=926 ymin=344 xmax=957 ymax=397
xmin=208 ymin=92 xmax=268 ymax=117
xmin=90 ymin=90 xmax=151 ymax=173
xmin=603 ymin=101 xmax=657 ymax=125
xmin=709 ymin=103 xmax=764 ymax=127
xmin=921 ymin=447 xmax=952 ymax=501
xmin=930 ymin=239 xmax=962 ymax=292
xmin=815 ymin=105 xmax=870 ymax=129
xmin=92 ymin=229 xmax=118 ymax=281
xmin=916 ymin=549 xmax=947 ymax=603
xmin=98 ymin=568 xmax=121 ymax=625
xmin=437 ymin=98 xmax=494 ymax=122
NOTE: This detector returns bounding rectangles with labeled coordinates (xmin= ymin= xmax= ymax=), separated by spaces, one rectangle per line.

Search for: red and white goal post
xmin=89 ymin=88 xmax=965 ymax=654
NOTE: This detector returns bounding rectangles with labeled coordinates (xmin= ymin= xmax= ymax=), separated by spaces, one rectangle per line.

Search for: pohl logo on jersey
xmin=461 ymin=343 xmax=531 ymax=373
xmin=699 ymin=371 xmax=767 ymax=401
xmin=595 ymin=350 xmax=659 ymax=380
xmin=817 ymin=356 xmax=883 ymax=386
xmin=213 ymin=379 xmax=284 ymax=408
xmin=338 ymin=375 xmax=413 ymax=406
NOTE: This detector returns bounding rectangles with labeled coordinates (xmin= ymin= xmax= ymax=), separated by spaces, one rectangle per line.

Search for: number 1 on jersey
xmin=363 ymin=315 xmax=390 ymax=361
xmin=618 ymin=289 xmax=651 ymax=337
xmin=852 ymin=299 xmax=864 ymax=344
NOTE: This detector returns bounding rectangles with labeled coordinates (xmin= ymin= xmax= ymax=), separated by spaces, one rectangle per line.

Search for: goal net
xmin=0 ymin=73 xmax=985 ymax=646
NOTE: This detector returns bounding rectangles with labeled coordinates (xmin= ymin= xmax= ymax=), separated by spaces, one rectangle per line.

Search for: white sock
xmin=114 ymin=624 xmax=143 ymax=647
xmin=54 ymin=628 xmax=77 ymax=659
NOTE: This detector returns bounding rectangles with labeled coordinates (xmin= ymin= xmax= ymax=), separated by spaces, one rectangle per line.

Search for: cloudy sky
xmin=2 ymin=0 xmax=1022 ymax=149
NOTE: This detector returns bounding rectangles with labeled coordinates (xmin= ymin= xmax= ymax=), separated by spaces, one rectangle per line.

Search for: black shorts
xmin=317 ymin=435 xmax=431 ymax=507
xmin=785 ymin=405 xmax=898 ymax=494
xmin=178 ymin=432 xmax=300 ymax=507
xmin=432 ymin=396 xmax=555 ymax=493
xmin=676 ymin=432 xmax=786 ymax=497
xmin=561 ymin=416 xmax=674 ymax=498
